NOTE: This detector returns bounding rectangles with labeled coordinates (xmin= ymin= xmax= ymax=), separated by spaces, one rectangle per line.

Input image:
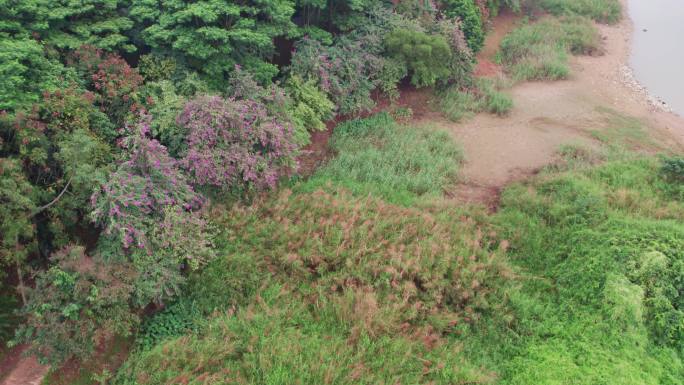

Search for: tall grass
xmin=117 ymin=187 xmax=513 ymax=384
xmin=499 ymin=15 xmax=601 ymax=82
xmin=437 ymin=78 xmax=514 ymax=122
xmin=300 ymin=113 xmax=463 ymax=205
xmin=538 ymin=0 xmax=622 ymax=24
xmin=113 ymin=109 xmax=684 ymax=384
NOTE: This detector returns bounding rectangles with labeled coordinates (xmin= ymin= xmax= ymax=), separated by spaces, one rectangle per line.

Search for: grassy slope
xmin=116 ymin=115 xmax=511 ymax=384
xmin=115 ymin=2 xmax=684 ymax=383
xmin=467 ymin=153 xmax=684 ymax=384
xmin=115 ymin=111 xmax=684 ymax=384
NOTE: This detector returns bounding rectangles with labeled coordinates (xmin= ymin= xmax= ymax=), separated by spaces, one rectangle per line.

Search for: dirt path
xmin=0 ymin=346 xmax=49 ymax=385
xmin=423 ymin=3 xmax=684 ymax=206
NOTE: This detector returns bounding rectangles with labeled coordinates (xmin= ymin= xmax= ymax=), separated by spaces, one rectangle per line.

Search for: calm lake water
xmin=628 ymin=0 xmax=684 ymax=115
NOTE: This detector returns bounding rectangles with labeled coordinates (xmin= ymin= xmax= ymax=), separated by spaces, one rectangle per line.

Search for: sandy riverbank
xmin=593 ymin=0 xmax=684 ymax=143
xmin=422 ymin=1 xmax=684 ymax=206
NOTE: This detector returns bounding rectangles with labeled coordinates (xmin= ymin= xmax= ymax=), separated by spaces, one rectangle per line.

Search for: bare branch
xmin=31 ymin=177 xmax=73 ymax=217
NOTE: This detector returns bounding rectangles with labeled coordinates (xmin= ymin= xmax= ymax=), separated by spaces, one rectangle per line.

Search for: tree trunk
xmin=16 ymin=261 xmax=27 ymax=306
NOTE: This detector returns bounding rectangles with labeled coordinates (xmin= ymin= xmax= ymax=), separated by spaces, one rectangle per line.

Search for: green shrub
xmin=540 ymin=0 xmax=622 ymax=24
xmin=660 ymin=156 xmax=684 ymax=200
xmin=13 ymin=246 xmax=136 ymax=365
xmin=384 ymin=29 xmax=454 ymax=87
xmin=138 ymin=54 xmax=177 ymax=82
xmin=661 ymin=157 xmax=684 ymax=184
xmin=441 ymin=0 xmax=486 ymax=53
xmin=140 ymin=80 xmax=188 ymax=157
xmin=285 ymin=75 xmax=335 ymax=146
xmin=135 ymin=301 xmax=200 ymax=352
xmin=499 ymin=16 xmax=600 ymax=81
xmin=290 ymin=37 xmax=381 ymax=115
xmin=302 ymin=113 xmax=463 ymax=205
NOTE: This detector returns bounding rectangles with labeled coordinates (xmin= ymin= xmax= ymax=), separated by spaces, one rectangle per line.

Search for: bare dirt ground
xmin=0 ymin=346 xmax=48 ymax=385
xmin=424 ymin=3 xmax=684 ymax=207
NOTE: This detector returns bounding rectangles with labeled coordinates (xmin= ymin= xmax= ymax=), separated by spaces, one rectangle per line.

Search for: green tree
xmin=384 ymin=29 xmax=453 ymax=87
xmin=130 ymin=0 xmax=297 ymax=85
xmin=13 ymin=245 xmax=136 ymax=365
xmin=0 ymin=158 xmax=36 ymax=304
xmin=0 ymin=36 xmax=73 ymax=112
xmin=440 ymin=0 xmax=485 ymax=52
xmin=0 ymin=0 xmax=134 ymax=52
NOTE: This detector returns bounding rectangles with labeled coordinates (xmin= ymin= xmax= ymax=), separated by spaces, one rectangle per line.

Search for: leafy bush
xmin=14 ymin=245 xmax=136 ymax=365
xmin=285 ymin=75 xmax=335 ymax=145
xmin=661 ymin=157 xmax=684 ymax=184
xmin=178 ymin=95 xmax=299 ymax=192
xmin=135 ymin=300 xmax=200 ymax=352
xmin=91 ymin=117 xmax=213 ymax=306
xmin=660 ymin=156 xmax=684 ymax=200
xmin=499 ymin=16 xmax=600 ymax=81
xmin=137 ymin=54 xmax=178 ymax=82
xmin=429 ymin=17 xmax=475 ymax=86
xmin=302 ymin=113 xmax=462 ymax=205
xmin=384 ymin=29 xmax=454 ymax=87
xmin=91 ymin=117 xmax=202 ymax=253
xmin=441 ymin=0 xmax=486 ymax=53
xmin=68 ymin=46 xmax=144 ymax=126
xmin=140 ymin=80 xmax=188 ymax=157
xmin=290 ymin=37 xmax=383 ymax=115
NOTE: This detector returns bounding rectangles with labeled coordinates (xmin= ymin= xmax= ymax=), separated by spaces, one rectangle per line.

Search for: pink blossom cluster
xmin=177 ymin=95 xmax=299 ymax=190
xmin=91 ymin=115 xmax=202 ymax=251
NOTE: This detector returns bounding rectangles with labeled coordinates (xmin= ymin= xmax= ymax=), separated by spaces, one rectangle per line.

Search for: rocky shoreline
xmin=618 ymin=64 xmax=673 ymax=113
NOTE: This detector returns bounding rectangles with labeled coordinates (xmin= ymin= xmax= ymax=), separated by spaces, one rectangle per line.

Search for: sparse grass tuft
xmin=590 ymin=107 xmax=654 ymax=149
xmin=499 ymin=15 xmax=601 ymax=82
xmin=437 ymin=78 xmax=513 ymax=122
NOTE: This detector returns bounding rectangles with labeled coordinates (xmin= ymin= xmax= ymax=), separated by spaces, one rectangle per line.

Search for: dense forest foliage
xmin=0 ymin=0 xmax=511 ymax=364
xmin=5 ymin=0 xmax=684 ymax=384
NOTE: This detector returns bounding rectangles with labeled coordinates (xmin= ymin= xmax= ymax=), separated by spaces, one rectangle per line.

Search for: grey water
xmin=628 ymin=0 xmax=684 ymax=116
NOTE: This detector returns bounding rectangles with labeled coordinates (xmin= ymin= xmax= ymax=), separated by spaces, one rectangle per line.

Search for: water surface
xmin=628 ymin=0 xmax=684 ymax=115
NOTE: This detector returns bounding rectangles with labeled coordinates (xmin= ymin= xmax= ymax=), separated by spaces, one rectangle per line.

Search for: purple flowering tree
xmin=90 ymin=115 xmax=213 ymax=306
xmin=177 ymin=95 xmax=299 ymax=191
xmin=91 ymin=115 xmax=202 ymax=250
